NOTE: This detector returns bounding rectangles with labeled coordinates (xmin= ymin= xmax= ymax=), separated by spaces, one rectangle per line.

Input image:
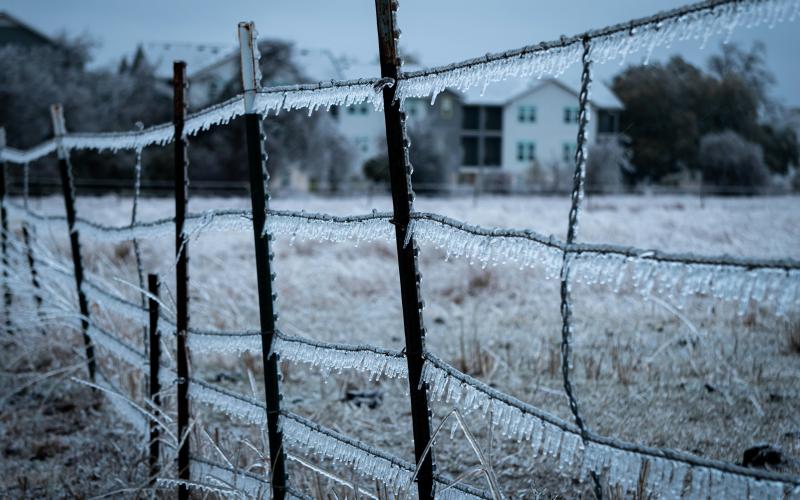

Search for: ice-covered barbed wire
xmin=164 ymin=458 xmax=310 ymax=500
xmin=187 ymin=457 xmax=273 ymax=499
xmin=187 ymin=328 xmax=408 ymax=379
xmin=186 ymin=376 xmax=487 ymax=498
xmin=0 ymin=140 xmax=57 ymax=164
xmin=396 ymin=0 xmax=800 ymax=105
xmin=6 ymin=201 xmax=800 ymax=315
xmin=421 ymin=353 xmax=800 ymax=498
xmin=255 ymin=78 xmax=387 ymax=116
xmin=3 ymin=0 xmax=798 ymax=162
xmin=281 ymin=412 xmax=490 ymax=499
xmin=272 ymin=332 xmax=407 ymax=380
xmin=0 ymin=80 xmax=386 ymax=162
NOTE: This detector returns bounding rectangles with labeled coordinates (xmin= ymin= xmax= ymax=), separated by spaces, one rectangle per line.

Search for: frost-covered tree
xmin=698 ymin=130 xmax=769 ymax=194
xmin=0 ymin=37 xmax=171 ymax=183
xmin=189 ymin=40 xmax=354 ymax=189
xmin=586 ymin=139 xmax=633 ymax=194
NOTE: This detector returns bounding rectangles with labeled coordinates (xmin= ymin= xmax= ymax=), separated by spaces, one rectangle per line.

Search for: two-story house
xmin=458 ymin=78 xmax=622 ymax=186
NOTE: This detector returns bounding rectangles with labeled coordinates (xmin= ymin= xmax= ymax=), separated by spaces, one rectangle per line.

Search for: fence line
xmin=2 ymin=0 xmax=798 ymax=165
xmin=2 ymin=0 xmax=800 ymax=497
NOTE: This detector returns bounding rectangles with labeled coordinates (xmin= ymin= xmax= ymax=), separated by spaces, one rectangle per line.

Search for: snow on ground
xmin=4 ymin=193 xmax=800 ymax=497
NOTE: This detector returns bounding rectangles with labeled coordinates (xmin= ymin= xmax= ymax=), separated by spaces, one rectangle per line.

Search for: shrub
xmin=586 ymin=139 xmax=633 ymax=194
xmin=698 ymin=130 xmax=769 ymax=194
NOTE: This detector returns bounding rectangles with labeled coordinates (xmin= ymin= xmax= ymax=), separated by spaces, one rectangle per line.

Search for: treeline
xmin=612 ymin=43 xmax=799 ymax=192
xmin=0 ymin=38 xmax=352 ymax=191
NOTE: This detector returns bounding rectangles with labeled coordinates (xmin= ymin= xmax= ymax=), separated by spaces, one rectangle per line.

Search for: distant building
xmin=0 ymin=11 xmax=55 ymax=48
xmin=458 ymin=78 xmax=622 ymax=185
xmin=131 ymin=39 xmax=624 ymax=190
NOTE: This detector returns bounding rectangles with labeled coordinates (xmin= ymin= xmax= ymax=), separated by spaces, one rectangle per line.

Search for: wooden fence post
xmin=50 ymin=105 xmax=96 ymax=382
xmin=148 ymin=273 xmax=161 ymax=485
xmin=238 ymin=23 xmax=287 ymax=499
xmin=373 ymin=2 xmax=435 ymax=497
xmin=0 ymin=128 xmax=11 ymax=334
xmin=172 ymin=61 xmax=191 ymax=500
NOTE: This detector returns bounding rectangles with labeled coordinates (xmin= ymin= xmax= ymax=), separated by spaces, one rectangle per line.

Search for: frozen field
xmin=3 ymin=193 xmax=800 ymax=497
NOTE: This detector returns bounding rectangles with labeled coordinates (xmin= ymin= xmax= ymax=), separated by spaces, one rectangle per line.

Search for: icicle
xmin=187 ymin=379 xmax=268 ymax=427
xmin=187 ymin=332 xmax=262 ymax=355
xmin=272 ymin=334 xmax=408 ymax=380
xmin=281 ymin=414 xmax=415 ymax=495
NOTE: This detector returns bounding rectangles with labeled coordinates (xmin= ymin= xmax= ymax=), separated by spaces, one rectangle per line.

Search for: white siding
xmin=501 ymin=82 xmax=599 ymax=174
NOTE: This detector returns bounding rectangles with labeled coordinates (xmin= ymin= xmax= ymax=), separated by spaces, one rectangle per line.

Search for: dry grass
xmin=3 ymin=194 xmax=800 ymax=498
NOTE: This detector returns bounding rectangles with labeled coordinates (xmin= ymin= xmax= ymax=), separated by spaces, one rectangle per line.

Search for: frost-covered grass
xmin=4 ymin=193 xmax=800 ymax=498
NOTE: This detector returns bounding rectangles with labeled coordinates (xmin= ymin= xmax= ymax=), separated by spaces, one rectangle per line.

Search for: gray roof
xmin=460 ymin=77 xmax=623 ymax=110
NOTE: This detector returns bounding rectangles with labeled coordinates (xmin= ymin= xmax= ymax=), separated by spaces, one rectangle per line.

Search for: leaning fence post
xmin=21 ymin=160 xmax=45 ymax=334
xmin=373 ymin=2 xmax=435 ymax=497
xmin=172 ymin=61 xmax=191 ymax=500
xmin=51 ymin=105 xmax=96 ymax=382
xmin=0 ymin=128 xmax=11 ymax=335
xmin=237 ymin=23 xmax=287 ymax=499
xmin=147 ymin=273 xmax=161 ymax=485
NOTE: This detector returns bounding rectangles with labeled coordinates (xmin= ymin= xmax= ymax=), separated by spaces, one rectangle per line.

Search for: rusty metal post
xmin=172 ymin=61 xmax=191 ymax=500
xmin=147 ymin=273 xmax=161 ymax=485
xmin=51 ymin=106 xmax=96 ymax=382
xmin=373 ymin=2 xmax=435 ymax=497
xmin=238 ymin=23 xmax=287 ymax=499
xmin=0 ymin=128 xmax=10 ymax=334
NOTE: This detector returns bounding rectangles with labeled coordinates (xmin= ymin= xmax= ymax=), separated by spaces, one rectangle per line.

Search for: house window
xmin=517 ymin=141 xmax=536 ymax=161
xmin=484 ymin=106 xmax=502 ymax=130
xmin=483 ymin=137 xmax=501 ymax=166
xmin=517 ymin=106 xmax=537 ymax=123
xmin=564 ymin=107 xmax=580 ymax=124
xmin=462 ymin=106 xmax=480 ymax=130
xmin=462 ymin=137 xmax=479 ymax=165
xmin=598 ymin=110 xmax=619 ymax=133
xmin=563 ymin=142 xmax=577 ymax=162
xmin=360 ymin=104 xmax=369 ymax=115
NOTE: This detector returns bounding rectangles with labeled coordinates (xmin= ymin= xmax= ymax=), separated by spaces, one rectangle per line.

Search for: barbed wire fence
xmin=1 ymin=0 xmax=800 ymax=498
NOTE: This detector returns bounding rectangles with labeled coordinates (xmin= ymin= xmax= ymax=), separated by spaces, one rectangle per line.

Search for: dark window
xmin=517 ymin=142 xmax=524 ymax=161
xmin=484 ymin=106 xmax=503 ymax=130
xmin=598 ymin=110 xmax=619 ymax=133
xmin=462 ymin=106 xmax=480 ymax=130
xmin=483 ymin=137 xmax=501 ymax=166
xmin=462 ymin=137 xmax=479 ymax=165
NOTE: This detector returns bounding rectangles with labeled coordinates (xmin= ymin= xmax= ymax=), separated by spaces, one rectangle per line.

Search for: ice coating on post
xmin=239 ymin=21 xmax=288 ymax=499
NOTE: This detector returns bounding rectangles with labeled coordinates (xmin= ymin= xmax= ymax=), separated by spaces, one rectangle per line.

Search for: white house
xmin=458 ymin=78 xmax=623 ymax=184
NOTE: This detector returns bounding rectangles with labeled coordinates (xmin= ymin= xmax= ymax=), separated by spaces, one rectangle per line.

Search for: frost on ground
xmin=3 ymin=194 xmax=800 ymax=498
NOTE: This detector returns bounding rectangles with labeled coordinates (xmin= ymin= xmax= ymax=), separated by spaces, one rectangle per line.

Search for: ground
xmin=2 ymin=194 xmax=799 ymax=498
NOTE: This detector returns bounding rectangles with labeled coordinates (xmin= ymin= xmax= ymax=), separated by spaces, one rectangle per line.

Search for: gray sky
xmin=5 ymin=0 xmax=799 ymax=106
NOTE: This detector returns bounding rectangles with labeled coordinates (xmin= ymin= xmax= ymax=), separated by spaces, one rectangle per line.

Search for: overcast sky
xmin=5 ymin=0 xmax=799 ymax=106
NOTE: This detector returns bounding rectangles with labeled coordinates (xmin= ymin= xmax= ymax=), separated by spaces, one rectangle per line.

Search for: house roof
xmin=0 ymin=11 xmax=54 ymax=47
xmin=460 ymin=77 xmax=623 ymax=110
xmin=139 ymin=41 xmax=236 ymax=80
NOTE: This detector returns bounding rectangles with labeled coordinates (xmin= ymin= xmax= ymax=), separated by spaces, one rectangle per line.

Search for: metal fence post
xmin=0 ymin=128 xmax=11 ymax=334
xmin=20 ymin=159 xmax=44 ymax=334
xmin=50 ymin=105 xmax=96 ymax=382
xmin=373 ymin=2 xmax=435 ymax=497
xmin=148 ymin=273 xmax=161 ymax=485
xmin=172 ymin=61 xmax=191 ymax=500
xmin=238 ymin=23 xmax=287 ymax=499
